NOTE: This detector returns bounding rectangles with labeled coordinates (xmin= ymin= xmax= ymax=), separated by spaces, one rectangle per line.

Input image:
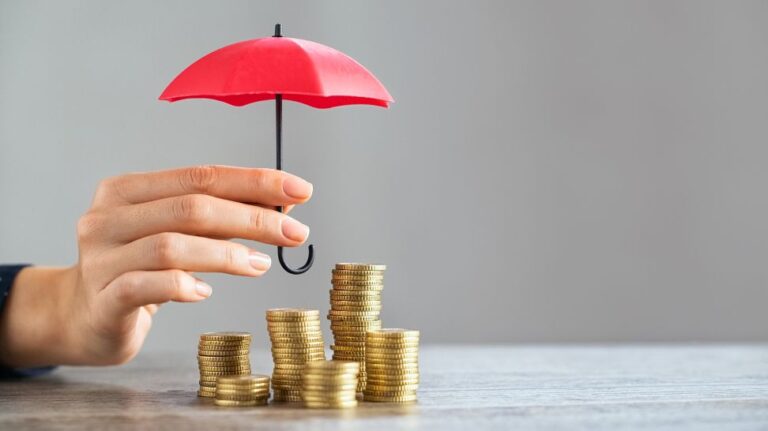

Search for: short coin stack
xmin=266 ymin=308 xmax=326 ymax=402
xmin=363 ymin=329 xmax=420 ymax=403
xmin=214 ymin=375 xmax=270 ymax=407
xmin=301 ymin=360 xmax=360 ymax=409
xmin=328 ymin=263 xmax=385 ymax=392
xmin=197 ymin=332 xmax=252 ymax=398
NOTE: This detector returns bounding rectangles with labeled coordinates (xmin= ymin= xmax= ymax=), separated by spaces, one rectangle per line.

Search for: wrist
xmin=0 ymin=266 xmax=78 ymax=367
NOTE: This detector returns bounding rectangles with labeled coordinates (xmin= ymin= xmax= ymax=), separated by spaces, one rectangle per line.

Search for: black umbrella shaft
xmin=276 ymin=94 xmax=283 ymax=174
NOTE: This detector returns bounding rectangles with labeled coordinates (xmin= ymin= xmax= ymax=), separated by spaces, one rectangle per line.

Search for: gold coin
xmin=213 ymin=398 xmax=266 ymax=407
xmin=365 ymin=366 xmax=417 ymax=373
xmin=197 ymin=350 xmax=250 ymax=358
xmin=335 ymin=263 xmax=386 ymax=271
xmin=198 ymin=341 xmax=251 ymax=348
xmin=270 ymin=334 xmax=324 ymax=339
xmin=271 ymin=345 xmax=325 ymax=352
xmin=330 ymin=306 xmax=382 ymax=313
xmin=364 ymin=355 xmax=419 ymax=362
xmin=200 ymin=371 xmax=251 ymax=377
xmin=330 ymin=290 xmax=382 ymax=298
xmin=197 ymin=353 xmax=249 ymax=361
xmin=272 ymin=363 xmax=308 ymax=369
xmin=302 ymin=382 xmax=358 ymax=391
xmin=331 ymin=338 xmax=366 ymax=344
xmin=266 ymin=308 xmax=320 ymax=317
xmin=198 ymin=361 xmax=251 ymax=367
xmin=266 ymin=315 xmax=320 ymax=322
xmin=365 ymin=342 xmax=419 ymax=349
xmin=301 ymin=374 xmax=359 ymax=382
xmin=328 ymin=315 xmax=380 ymax=322
xmin=365 ymin=360 xmax=419 ymax=367
xmin=303 ymin=360 xmax=360 ymax=371
xmin=366 ymin=378 xmax=420 ymax=386
xmin=330 ymin=346 xmax=365 ymax=352
xmin=216 ymin=375 xmax=269 ymax=384
xmin=214 ymin=391 xmax=269 ymax=400
xmin=197 ymin=390 xmax=216 ymax=398
xmin=367 ymin=328 xmax=419 ymax=338
xmin=364 ymin=382 xmax=419 ymax=391
xmin=302 ymin=395 xmax=357 ymax=403
xmin=363 ymin=394 xmax=417 ymax=403
xmin=304 ymin=400 xmax=358 ymax=409
xmin=200 ymin=331 xmax=251 ymax=340
xmin=331 ymin=279 xmax=384 ymax=285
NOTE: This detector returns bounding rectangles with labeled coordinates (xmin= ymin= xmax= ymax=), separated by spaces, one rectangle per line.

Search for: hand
xmin=0 ymin=165 xmax=312 ymax=367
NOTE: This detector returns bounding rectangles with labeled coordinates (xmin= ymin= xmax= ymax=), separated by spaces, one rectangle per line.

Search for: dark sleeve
xmin=0 ymin=264 xmax=57 ymax=378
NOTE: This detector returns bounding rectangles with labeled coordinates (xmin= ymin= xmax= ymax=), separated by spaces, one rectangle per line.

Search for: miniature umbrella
xmin=159 ymin=24 xmax=393 ymax=275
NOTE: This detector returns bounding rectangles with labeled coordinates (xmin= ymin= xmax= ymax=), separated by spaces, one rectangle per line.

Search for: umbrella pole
xmin=275 ymin=93 xmax=315 ymax=275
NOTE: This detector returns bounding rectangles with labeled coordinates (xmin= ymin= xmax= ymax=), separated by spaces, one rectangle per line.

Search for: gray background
xmin=1 ymin=1 xmax=767 ymax=352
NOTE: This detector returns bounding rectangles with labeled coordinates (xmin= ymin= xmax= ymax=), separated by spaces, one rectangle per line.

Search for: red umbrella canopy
xmin=159 ymin=32 xmax=393 ymax=109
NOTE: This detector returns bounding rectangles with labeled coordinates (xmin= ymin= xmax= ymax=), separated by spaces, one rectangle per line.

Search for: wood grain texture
xmin=1 ymin=345 xmax=767 ymax=430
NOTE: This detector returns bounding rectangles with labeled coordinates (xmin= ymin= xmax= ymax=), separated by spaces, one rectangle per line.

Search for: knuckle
xmin=184 ymin=165 xmax=219 ymax=193
xmin=223 ymin=244 xmax=243 ymax=269
xmin=76 ymin=212 xmax=101 ymax=241
xmin=151 ymin=233 xmax=183 ymax=266
xmin=114 ymin=274 xmax=139 ymax=305
xmin=249 ymin=208 xmax=267 ymax=232
xmin=174 ymin=194 xmax=212 ymax=224
xmin=166 ymin=269 xmax=188 ymax=298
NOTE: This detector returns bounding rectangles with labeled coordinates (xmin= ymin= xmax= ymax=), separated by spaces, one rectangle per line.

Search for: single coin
xmin=200 ymin=331 xmax=251 ymax=340
xmin=197 ymin=353 xmax=250 ymax=361
xmin=216 ymin=375 xmax=269 ymax=384
xmin=331 ymin=279 xmax=384 ymax=285
xmin=364 ymin=383 xmax=420 ymax=391
xmin=367 ymin=328 xmax=420 ymax=336
xmin=330 ymin=306 xmax=383 ymax=313
xmin=213 ymin=398 xmax=265 ymax=407
xmin=266 ymin=308 xmax=320 ymax=317
xmin=335 ymin=263 xmax=386 ymax=271
xmin=363 ymin=394 xmax=417 ymax=403
xmin=330 ymin=290 xmax=382 ymax=297
xmin=197 ymin=350 xmax=250 ymax=358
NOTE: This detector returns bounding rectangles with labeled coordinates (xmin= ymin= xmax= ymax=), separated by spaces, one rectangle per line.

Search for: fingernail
xmin=283 ymin=175 xmax=313 ymax=199
xmin=195 ymin=281 xmax=212 ymax=298
xmin=248 ymin=251 xmax=272 ymax=271
xmin=282 ymin=217 xmax=310 ymax=242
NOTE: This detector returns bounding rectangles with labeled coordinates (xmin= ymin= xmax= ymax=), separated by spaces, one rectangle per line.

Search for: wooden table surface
xmin=1 ymin=345 xmax=767 ymax=430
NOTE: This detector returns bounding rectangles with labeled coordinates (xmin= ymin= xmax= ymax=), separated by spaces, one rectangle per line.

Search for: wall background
xmin=1 ymin=0 xmax=767 ymax=352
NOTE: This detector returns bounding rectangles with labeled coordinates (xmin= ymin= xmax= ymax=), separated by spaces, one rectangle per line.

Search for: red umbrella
xmin=159 ymin=24 xmax=393 ymax=275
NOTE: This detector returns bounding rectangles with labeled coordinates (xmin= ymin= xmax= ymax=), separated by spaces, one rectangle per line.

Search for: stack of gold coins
xmin=197 ymin=332 xmax=252 ymax=398
xmin=301 ymin=360 xmax=360 ymax=409
xmin=363 ymin=329 xmax=420 ymax=403
xmin=266 ymin=308 xmax=326 ymax=402
xmin=213 ymin=375 xmax=270 ymax=407
xmin=328 ymin=263 xmax=385 ymax=392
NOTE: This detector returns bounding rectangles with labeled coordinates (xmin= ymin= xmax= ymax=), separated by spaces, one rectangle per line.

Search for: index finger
xmin=92 ymin=165 xmax=313 ymax=209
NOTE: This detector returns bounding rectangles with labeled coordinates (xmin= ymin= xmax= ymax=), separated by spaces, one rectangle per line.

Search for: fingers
xmin=92 ymin=165 xmax=313 ymax=209
xmin=98 ymin=270 xmax=211 ymax=320
xmin=96 ymin=233 xmax=272 ymax=281
xmin=86 ymin=194 xmax=310 ymax=247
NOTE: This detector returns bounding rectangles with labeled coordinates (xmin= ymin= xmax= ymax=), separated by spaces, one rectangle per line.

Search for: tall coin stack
xmin=328 ymin=263 xmax=386 ymax=392
xmin=301 ymin=360 xmax=360 ymax=409
xmin=363 ymin=329 xmax=420 ymax=403
xmin=266 ymin=308 xmax=326 ymax=402
xmin=197 ymin=332 xmax=252 ymax=398
xmin=214 ymin=375 xmax=270 ymax=407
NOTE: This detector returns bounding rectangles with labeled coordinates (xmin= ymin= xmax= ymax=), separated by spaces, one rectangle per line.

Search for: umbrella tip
xmin=274 ymin=23 xmax=282 ymax=37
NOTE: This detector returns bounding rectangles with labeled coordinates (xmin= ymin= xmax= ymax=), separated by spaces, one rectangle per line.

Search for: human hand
xmin=0 ymin=165 xmax=312 ymax=367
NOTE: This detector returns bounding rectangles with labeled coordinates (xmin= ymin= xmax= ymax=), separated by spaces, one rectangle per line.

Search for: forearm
xmin=0 ymin=266 xmax=78 ymax=367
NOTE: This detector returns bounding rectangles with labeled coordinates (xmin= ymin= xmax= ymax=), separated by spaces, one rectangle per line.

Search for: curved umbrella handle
xmin=274 ymin=92 xmax=314 ymax=275
xmin=277 ymin=243 xmax=315 ymax=275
